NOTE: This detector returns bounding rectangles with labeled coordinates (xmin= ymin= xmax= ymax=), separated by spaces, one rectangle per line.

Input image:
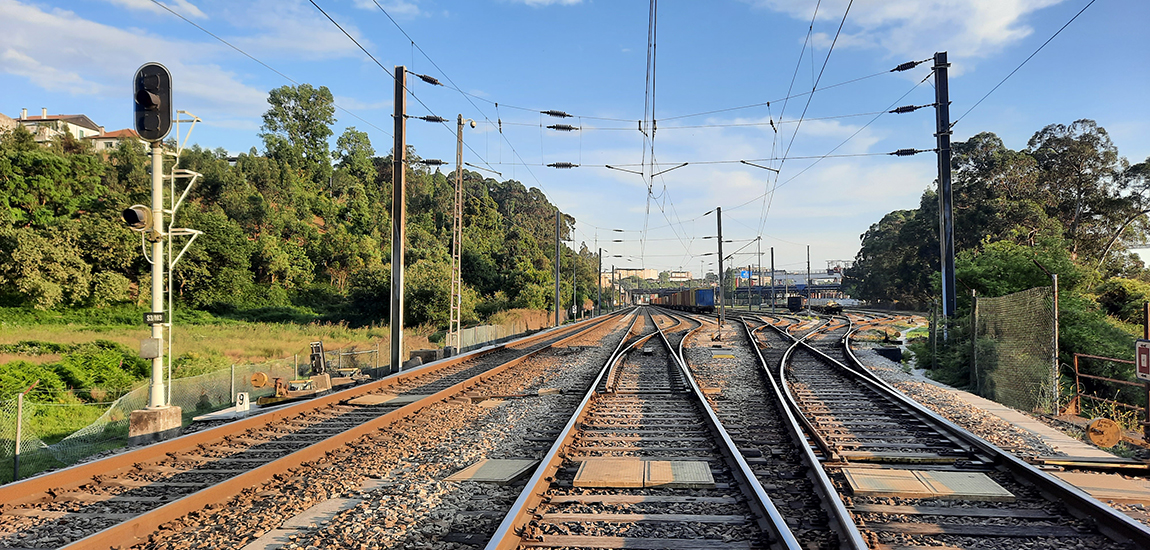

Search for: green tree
xmin=1026 ymin=119 xmax=1122 ymax=261
xmin=260 ymin=84 xmax=336 ymax=186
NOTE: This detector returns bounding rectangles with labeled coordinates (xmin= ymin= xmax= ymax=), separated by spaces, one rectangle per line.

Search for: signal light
xmin=122 ymin=205 xmax=152 ymax=231
xmin=133 ymin=63 xmax=172 ymax=142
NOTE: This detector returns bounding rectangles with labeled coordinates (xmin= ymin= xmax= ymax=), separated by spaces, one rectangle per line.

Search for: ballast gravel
xmin=130 ymin=320 xmax=629 ymax=550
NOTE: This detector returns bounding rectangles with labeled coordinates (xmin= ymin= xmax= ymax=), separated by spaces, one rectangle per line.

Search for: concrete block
xmin=410 ymin=349 xmax=443 ymax=363
xmin=128 ymin=406 xmax=182 ymax=446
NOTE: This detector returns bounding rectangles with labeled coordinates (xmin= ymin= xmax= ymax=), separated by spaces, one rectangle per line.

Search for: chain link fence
xmin=973 ymin=285 xmax=1058 ymax=413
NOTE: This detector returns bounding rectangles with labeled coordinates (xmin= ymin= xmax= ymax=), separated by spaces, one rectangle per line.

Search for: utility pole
xmin=757 ymin=237 xmax=762 ymax=310
xmin=555 ymin=210 xmax=561 ymax=326
xmin=571 ymin=232 xmax=576 ymax=320
xmin=390 ymin=65 xmax=407 ymax=372
xmin=717 ymin=206 xmax=724 ymax=339
xmin=770 ymin=247 xmax=775 ymax=313
xmin=612 ymin=265 xmax=616 ymax=311
xmin=148 ymin=141 xmax=165 ymax=407
xmin=597 ymin=247 xmax=602 ymax=317
xmin=449 ymin=114 xmax=465 ymax=354
xmin=806 ymin=245 xmax=812 ymax=315
xmin=934 ymin=51 xmax=956 ymax=323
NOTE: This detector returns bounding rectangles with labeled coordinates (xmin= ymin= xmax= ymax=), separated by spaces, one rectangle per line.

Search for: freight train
xmin=651 ymin=288 xmax=718 ymax=313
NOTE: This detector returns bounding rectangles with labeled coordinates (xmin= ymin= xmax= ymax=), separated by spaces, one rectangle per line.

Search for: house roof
xmin=18 ymin=114 xmax=102 ymax=131
xmin=90 ymin=128 xmax=140 ymax=139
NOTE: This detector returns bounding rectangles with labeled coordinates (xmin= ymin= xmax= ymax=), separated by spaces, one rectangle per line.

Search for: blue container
xmin=695 ymin=288 xmax=715 ymax=308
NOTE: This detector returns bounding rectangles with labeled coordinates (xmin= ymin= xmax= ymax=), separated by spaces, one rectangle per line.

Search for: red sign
xmin=1137 ymin=339 xmax=1150 ymax=381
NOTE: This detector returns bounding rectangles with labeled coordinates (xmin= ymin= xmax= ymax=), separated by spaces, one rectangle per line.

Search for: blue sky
xmin=2 ymin=0 xmax=1147 ymax=276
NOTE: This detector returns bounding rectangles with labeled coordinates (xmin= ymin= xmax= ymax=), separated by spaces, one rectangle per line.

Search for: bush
xmin=90 ymin=272 xmax=132 ymax=307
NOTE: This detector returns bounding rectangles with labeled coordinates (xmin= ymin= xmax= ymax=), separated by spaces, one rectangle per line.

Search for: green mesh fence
xmin=974 ymin=286 xmax=1058 ymax=413
xmin=0 ymin=361 xmax=299 ymax=484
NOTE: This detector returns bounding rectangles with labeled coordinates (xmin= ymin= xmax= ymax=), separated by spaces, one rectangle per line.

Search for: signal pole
xmin=391 ymin=66 xmax=407 ymax=372
xmin=934 ymin=51 xmax=956 ymax=322
xmin=806 ymin=245 xmax=812 ymax=315
xmin=148 ymin=141 xmax=164 ymax=407
xmin=716 ymin=206 xmax=724 ymax=339
xmin=770 ymin=247 xmax=775 ymax=313
xmin=597 ymin=247 xmax=602 ymax=317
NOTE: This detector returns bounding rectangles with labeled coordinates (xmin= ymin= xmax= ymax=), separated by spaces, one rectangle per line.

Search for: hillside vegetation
xmin=843 ymin=120 xmax=1150 ymax=406
xmin=0 ymin=84 xmax=605 ymax=401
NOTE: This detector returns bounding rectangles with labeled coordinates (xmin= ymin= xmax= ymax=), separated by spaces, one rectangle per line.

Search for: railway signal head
xmin=133 ymin=62 xmax=172 ymax=142
xmin=122 ymin=205 xmax=151 ymax=232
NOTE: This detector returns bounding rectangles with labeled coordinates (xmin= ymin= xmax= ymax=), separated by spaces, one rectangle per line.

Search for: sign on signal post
xmin=1137 ymin=339 xmax=1150 ymax=381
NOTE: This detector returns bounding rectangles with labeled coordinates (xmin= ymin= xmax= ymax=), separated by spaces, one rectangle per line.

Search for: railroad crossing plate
xmin=710 ymin=348 xmax=735 ymax=359
xmin=445 ymin=459 xmax=539 ymax=484
xmin=843 ymin=468 xmax=1014 ymax=502
xmin=574 ymin=458 xmax=714 ymax=488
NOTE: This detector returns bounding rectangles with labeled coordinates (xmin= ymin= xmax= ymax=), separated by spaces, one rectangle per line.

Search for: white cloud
xmin=101 ymin=0 xmax=207 ymax=19
xmin=334 ymin=96 xmax=391 ymax=111
xmin=508 ymin=0 xmax=583 ymax=6
xmin=748 ymin=0 xmax=1067 ymax=71
xmin=0 ymin=48 xmax=104 ymax=94
xmin=220 ymin=1 xmax=377 ymax=61
xmin=352 ymin=0 xmax=421 ymax=17
xmin=0 ymin=1 xmax=266 ymax=115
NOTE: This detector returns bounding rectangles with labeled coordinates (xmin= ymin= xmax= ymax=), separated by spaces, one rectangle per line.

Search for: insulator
xmin=890 ymin=149 xmax=919 ymax=157
xmin=546 ymin=124 xmax=579 ymax=132
xmin=419 ymin=159 xmax=447 ymax=166
xmin=416 ymin=73 xmax=442 ymax=86
xmin=547 ymin=162 xmax=578 ymax=169
xmin=418 ymin=115 xmax=448 ymax=123
xmin=541 ymin=110 xmax=572 ymax=118
xmin=890 ymin=105 xmax=918 ymax=114
xmin=891 ymin=61 xmax=919 ymax=72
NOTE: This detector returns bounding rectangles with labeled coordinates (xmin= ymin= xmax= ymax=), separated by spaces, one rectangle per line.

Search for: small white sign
xmin=236 ymin=392 xmax=250 ymax=416
xmin=1137 ymin=340 xmax=1150 ymax=381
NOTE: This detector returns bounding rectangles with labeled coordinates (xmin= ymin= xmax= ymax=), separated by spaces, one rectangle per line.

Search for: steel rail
xmin=740 ymin=317 xmax=869 ymax=550
xmin=0 ymin=312 xmax=618 ymax=513
xmin=484 ymin=311 xmax=645 ymax=550
xmin=835 ymin=313 xmax=1150 ymax=548
xmin=661 ymin=311 xmax=803 ymax=550
xmin=771 ymin=318 xmax=838 ymax=460
xmin=33 ymin=312 xmax=626 ymax=550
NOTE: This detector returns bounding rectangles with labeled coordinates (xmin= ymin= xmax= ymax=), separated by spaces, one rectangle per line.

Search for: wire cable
xmin=147 ymin=0 xmax=392 ymax=138
xmin=952 ymin=0 xmax=1097 ymax=127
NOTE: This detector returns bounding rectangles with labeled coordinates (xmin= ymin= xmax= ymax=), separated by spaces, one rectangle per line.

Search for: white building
xmin=15 ymin=108 xmax=103 ymax=142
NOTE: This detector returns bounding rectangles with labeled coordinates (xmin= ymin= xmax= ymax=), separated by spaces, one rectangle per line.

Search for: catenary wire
xmin=147 ymin=0 xmax=392 ymax=139
xmin=952 ymin=0 xmax=1097 ymax=127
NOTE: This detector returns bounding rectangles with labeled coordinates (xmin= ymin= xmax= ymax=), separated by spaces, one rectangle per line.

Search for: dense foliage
xmin=843 ymin=119 xmax=1150 ymax=398
xmin=0 ymin=84 xmax=606 ymax=330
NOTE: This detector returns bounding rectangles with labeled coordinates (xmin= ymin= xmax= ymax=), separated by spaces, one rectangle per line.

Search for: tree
xmin=334 ymin=127 xmax=376 ymax=186
xmin=1026 ymin=119 xmax=1122 ymax=261
xmin=260 ymin=84 xmax=336 ymax=185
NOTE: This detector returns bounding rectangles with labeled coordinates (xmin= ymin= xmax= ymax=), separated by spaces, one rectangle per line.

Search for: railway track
xmin=0 ymin=312 xmax=628 ymax=550
xmin=681 ymin=310 xmax=865 ymax=550
xmin=487 ymin=308 xmax=796 ymax=549
xmin=768 ymin=312 xmax=1150 ymax=549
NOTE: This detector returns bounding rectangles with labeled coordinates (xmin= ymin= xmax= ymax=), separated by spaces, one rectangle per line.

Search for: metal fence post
xmin=971 ymin=290 xmax=978 ymax=395
xmin=930 ymin=299 xmax=938 ymax=370
xmin=14 ymin=393 xmax=23 ymax=482
xmin=294 ymin=354 xmax=298 ymax=378
xmin=230 ymin=364 xmax=236 ymax=403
